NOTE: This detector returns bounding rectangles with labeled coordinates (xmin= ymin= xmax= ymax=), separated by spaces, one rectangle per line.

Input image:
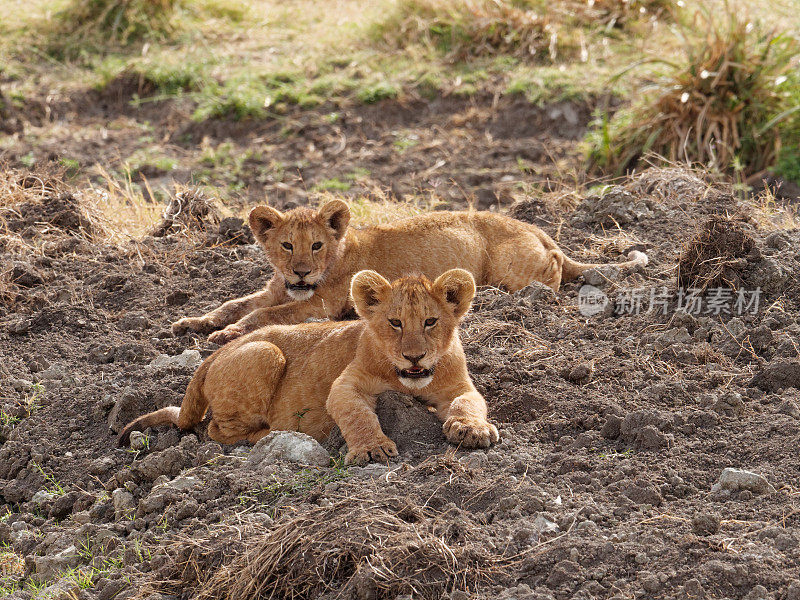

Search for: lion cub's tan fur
xmin=172 ymin=201 xmax=647 ymax=344
xmin=119 ymin=269 xmax=498 ymax=464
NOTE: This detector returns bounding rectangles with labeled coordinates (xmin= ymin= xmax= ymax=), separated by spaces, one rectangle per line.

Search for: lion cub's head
xmin=351 ymin=269 xmax=476 ymax=389
xmin=248 ymin=200 xmax=351 ymax=301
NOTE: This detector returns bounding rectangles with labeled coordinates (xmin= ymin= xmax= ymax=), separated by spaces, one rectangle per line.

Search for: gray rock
xmin=9 ymin=378 xmax=34 ymax=392
xmin=34 ymin=578 xmax=81 ymax=600
xmin=247 ymin=431 xmax=330 ymax=468
xmin=778 ymin=399 xmax=800 ymax=419
xmin=148 ymin=349 xmax=202 ymax=371
xmin=583 ymin=265 xmax=621 ymax=287
xmin=533 ymin=514 xmax=559 ymax=533
xmin=118 ymin=312 xmax=150 ymax=331
xmin=743 ymin=584 xmax=770 ymax=600
xmin=516 ymin=281 xmax=556 ymax=303
xmin=129 ymin=431 xmax=149 ymax=451
xmin=31 ymin=490 xmax=56 ymax=504
xmin=34 ymin=545 xmax=82 ymax=579
xmin=711 ymin=468 xmax=775 ymax=495
xmin=112 ymin=488 xmax=135 ymax=520
xmin=157 ymin=475 xmax=201 ymax=492
xmin=107 ymin=388 xmax=143 ymax=433
xmin=349 ymin=464 xmax=390 ymax=478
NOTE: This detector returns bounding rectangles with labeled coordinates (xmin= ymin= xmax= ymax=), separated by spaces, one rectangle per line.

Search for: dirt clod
xmin=677 ymin=216 xmax=755 ymax=291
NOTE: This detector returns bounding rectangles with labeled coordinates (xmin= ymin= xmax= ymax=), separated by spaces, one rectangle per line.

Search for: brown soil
xmin=1 ymin=163 xmax=799 ymax=600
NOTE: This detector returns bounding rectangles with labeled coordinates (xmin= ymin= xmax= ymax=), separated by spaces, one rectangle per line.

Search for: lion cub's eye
xmin=311 ymin=242 xmax=322 ymax=251
xmin=388 ymin=319 xmax=402 ymax=329
xmin=424 ymin=317 xmax=438 ymax=327
xmin=282 ymin=242 xmax=293 ymax=251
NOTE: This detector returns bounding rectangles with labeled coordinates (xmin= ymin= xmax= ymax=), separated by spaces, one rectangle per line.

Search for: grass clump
xmin=586 ymin=7 xmax=800 ymax=179
xmin=373 ymin=0 xmax=566 ymax=62
xmin=46 ymin=0 xmax=245 ymax=56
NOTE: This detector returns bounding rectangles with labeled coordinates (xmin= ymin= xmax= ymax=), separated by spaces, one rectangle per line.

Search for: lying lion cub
xmin=119 ymin=269 xmax=499 ymax=464
xmin=172 ymin=201 xmax=647 ymax=345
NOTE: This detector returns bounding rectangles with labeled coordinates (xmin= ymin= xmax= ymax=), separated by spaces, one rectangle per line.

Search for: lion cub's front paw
xmin=208 ymin=325 xmax=245 ymax=345
xmin=443 ymin=417 xmax=500 ymax=449
xmin=345 ymin=436 xmax=398 ymax=466
xmin=172 ymin=317 xmax=216 ymax=336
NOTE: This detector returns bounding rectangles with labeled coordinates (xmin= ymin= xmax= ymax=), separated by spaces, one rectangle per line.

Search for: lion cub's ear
xmin=432 ymin=269 xmax=476 ymax=319
xmin=351 ymin=270 xmax=391 ymax=318
xmin=317 ymin=200 xmax=350 ymax=240
xmin=248 ymin=206 xmax=284 ymax=245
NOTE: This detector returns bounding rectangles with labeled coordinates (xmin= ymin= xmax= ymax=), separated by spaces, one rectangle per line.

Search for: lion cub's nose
xmin=293 ymin=269 xmax=311 ymax=278
xmin=403 ymin=352 xmax=426 ymax=365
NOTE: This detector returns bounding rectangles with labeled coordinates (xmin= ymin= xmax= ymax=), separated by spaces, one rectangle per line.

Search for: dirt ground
xmin=2 ymin=92 xmax=800 ymax=599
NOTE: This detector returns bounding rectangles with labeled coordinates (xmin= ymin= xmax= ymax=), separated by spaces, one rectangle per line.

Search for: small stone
xmin=129 ymin=431 xmax=149 ymax=451
xmin=711 ymin=468 xmax=776 ymax=495
xmin=158 ymin=475 xmax=201 ymax=492
xmin=634 ymin=552 xmax=648 ymax=564
xmin=112 ymin=489 xmax=135 ymax=520
xmin=533 ymin=515 xmax=559 ymax=533
xmin=460 ymin=451 xmax=489 ymax=470
xmin=517 ymin=281 xmax=556 ymax=303
xmin=778 ymin=400 xmax=800 ymax=419
xmin=583 ymin=265 xmax=621 ymax=287
xmin=743 ymin=584 xmax=770 ymax=600
xmin=35 ymin=545 xmax=82 ymax=579
xmin=35 ymin=577 xmax=80 ymax=600
xmin=147 ymin=349 xmax=202 ymax=371
xmin=349 ymin=464 xmax=389 ymax=478
xmin=692 ymin=512 xmax=721 ymax=536
xmin=246 ymin=431 xmax=330 ymax=468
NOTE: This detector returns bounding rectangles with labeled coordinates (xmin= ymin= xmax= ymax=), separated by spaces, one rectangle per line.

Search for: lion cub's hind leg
xmin=203 ymin=340 xmax=286 ymax=445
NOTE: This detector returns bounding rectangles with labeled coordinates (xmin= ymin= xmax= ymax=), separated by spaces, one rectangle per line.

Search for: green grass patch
xmin=585 ymin=5 xmax=800 ymax=179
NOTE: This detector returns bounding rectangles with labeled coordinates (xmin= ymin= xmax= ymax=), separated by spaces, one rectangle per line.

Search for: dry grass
xmin=588 ymin=5 xmax=800 ymax=176
xmin=373 ymin=0 xmax=674 ymax=63
xmin=750 ymin=188 xmax=800 ymax=231
xmin=315 ymin=190 xmax=445 ymax=228
xmin=373 ymin=0 xmax=569 ymax=62
xmin=45 ymin=0 xmax=245 ymax=54
xmin=0 ymin=549 xmax=24 ymax=577
xmin=195 ymin=497 xmax=499 ymax=600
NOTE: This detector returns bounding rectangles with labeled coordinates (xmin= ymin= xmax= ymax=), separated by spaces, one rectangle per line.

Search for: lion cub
xmin=172 ymin=200 xmax=647 ymax=345
xmin=119 ymin=269 xmax=499 ymax=464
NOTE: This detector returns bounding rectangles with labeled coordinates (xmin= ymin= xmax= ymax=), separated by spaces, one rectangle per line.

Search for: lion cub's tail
xmin=561 ymin=250 xmax=648 ymax=282
xmin=116 ymin=358 xmax=212 ymax=447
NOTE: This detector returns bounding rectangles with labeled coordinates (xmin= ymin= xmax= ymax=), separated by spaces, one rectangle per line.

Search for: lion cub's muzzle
xmin=396 ymin=365 xmax=434 ymax=380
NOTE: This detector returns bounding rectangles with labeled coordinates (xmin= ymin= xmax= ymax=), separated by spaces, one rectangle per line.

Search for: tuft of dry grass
xmin=372 ymin=0 xmax=673 ymax=63
xmin=588 ymin=5 xmax=800 ymax=176
xmin=373 ymin=0 xmax=568 ymax=63
xmin=750 ymin=187 xmax=800 ymax=231
xmin=190 ymin=497 xmax=498 ymax=600
xmin=314 ymin=190 xmax=445 ymax=228
xmin=45 ymin=0 xmax=245 ymax=56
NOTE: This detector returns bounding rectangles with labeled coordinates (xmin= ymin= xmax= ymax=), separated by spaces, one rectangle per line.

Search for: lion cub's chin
xmin=398 ymin=375 xmax=433 ymax=390
xmin=286 ymin=287 xmax=315 ymax=301
xmin=396 ymin=366 xmax=435 ymax=390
